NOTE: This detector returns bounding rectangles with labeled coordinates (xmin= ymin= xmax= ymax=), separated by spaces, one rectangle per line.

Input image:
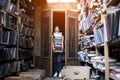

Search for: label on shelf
xmin=18 ymin=17 xmax=21 ymax=24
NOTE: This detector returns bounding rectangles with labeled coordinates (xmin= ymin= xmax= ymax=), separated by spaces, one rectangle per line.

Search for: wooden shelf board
xmin=19 ymin=46 xmax=34 ymax=50
xmin=0 ymin=72 xmax=17 ymax=78
xmin=0 ymin=24 xmax=16 ymax=32
xmin=0 ymin=59 xmax=16 ymax=62
xmin=83 ymin=45 xmax=95 ymax=50
xmin=107 ymin=0 xmax=120 ymax=7
xmin=108 ymin=38 xmax=120 ymax=47
xmin=23 ymin=23 xmax=33 ymax=28
xmin=19 ymin=56 xmax=33 ymax=60
xmin=0 ymin=43 xmax=16 ymax=47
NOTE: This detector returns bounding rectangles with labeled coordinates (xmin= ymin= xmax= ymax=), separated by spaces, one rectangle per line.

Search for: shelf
xmin=96 ymin=68 xmax=105 ymax=73
xmin=96 ymin=43 xmax=104 ymax=48
xmin=19 ymin=46 xmax=34 ymax=50
xmin=0 ymin=43 xmax=16 ymax=47
xmin=19 ymin=56 xmax=33 ymax=60
xmin=107 ymin=0 xmax=120 ymax=7
xmin=20 ymin=34 xmax=34 ymax=38
xmin=85 ymin=26 xmax=93 ymax=35
xmin=1 ymin=8 xmax=18 ymax=18
xmin=83 ymin=45 xmax=95 ymax=50
xmin=108 ymin=38 xmax=120 ymax=47
xmin=0 ymin=24 xmax=16 ymax=32
xmin=110 ymin=74 xmax=120 ymax=80
xmin=23 ymin=23 xmax=33 ymax=28
xmin=0 ymin=59 xmax=16 ymax=62
xmin=85 ymin=17 xmax=100 ymax=35
xmin=0 ymin=72 xmax=17 ymax=78
xmin=82 ymin=43 xmax=104 ymax=50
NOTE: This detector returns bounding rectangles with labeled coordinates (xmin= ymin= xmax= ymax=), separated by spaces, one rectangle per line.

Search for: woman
xmin=52 ymin=26 xmax=64 ymax=77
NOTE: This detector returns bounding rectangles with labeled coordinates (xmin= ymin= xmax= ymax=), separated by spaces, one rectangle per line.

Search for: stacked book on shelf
xmin=19 ymin=49 xmax=33 ymax=59
xmin=93 ymin=8 xmax=120 ymax=44
xmin=20 ymin=9 xmax=34 ymax=27
xmin=0 ymin=61 xmax=20 ymax=76
xmin=80 ymin=13 xmax=93 ymax=33
xmin=0 ymin=0 xmax=17 ymax=14
xmin=93 ymin=26 xmax=104 ymax=45
xmin=0 ymin=11 xmax=17 ymax=29
xmin=80 ymin=35 xmax=95 ymax=49
xmin=110 ymin=68 xmax=120 ymax=80
xmin=0 ymin=30 xmax=16 ymax=45
xmin=104 ymin=8 xmax=120 ymax=41
xmin=19 ymin=24 xmax=34 ymax=37
xmin=19 ymin=21 xmax=34 ymax=49
xmin=19 ymin=37 xmax=33 ymax=48
xmin=18 ymin=6 xmax=34 ymax=72
xmin=0 ymin=47 xmax=16 ymax=60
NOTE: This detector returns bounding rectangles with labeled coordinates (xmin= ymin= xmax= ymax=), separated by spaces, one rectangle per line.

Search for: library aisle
xmin=0 ymin=0 xmax=120 ymax=80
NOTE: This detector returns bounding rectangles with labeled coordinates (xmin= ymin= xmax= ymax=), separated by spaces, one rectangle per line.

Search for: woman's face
xmin=55 ymin=27 xmax=59 ymax=32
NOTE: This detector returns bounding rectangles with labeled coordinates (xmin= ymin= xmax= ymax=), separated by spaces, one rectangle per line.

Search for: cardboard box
xmin=20 ymin=69 xmax=46 ymax=80
xmin=5 ymin=76 xmax=20 ymax=80
xmin=28 ymin=69 xmax=46 ymax=79
xmin=20 ymin=72 xmax=41 ymax=80
xmin=20 ymin=72 xmax=42 ymax=80
xmin=62 ymin=66 xmax=91 ymax=80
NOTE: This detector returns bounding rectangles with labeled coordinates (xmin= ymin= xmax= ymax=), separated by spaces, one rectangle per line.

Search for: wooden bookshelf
xmin=78 ymin=0 xmax=120 ymax=80
xmin=0 ymin=0 xmax=34 ymax=78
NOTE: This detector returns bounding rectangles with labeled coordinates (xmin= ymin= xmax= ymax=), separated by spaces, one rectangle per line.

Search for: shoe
xmin=53 ymin=72 xmax=58 ymax=77
xmin=58 ymin=72 xmax=62 ymax=78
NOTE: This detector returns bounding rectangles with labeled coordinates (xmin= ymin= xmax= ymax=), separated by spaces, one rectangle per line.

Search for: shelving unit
xmin=78 ymin=0 xmax=120 ymax=80
xmin=0 ymin=0 xmax=19 ymax=79
xmin=0 ymin=0 xmax=34 ymax=79
xmin=18 ymin=0 xmax=34 ymax=71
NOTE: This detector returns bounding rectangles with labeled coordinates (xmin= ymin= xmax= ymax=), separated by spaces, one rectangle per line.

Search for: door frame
xmin=50 ymin=9 xmax=68 ymax=76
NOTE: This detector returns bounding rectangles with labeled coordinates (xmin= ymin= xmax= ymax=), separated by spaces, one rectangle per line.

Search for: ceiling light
xmin=29 ymin=0 xmax=32 ymax=2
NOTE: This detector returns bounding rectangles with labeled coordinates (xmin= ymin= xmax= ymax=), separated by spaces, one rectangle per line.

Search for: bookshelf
xmin=19 ymin=0 xmax=34 ymax=71
xmin=78 ymin=0 xmax=120 ymax=80
xmin=0 ymin=0 xmax=34 ymax=78
xmin=0 ymin=0 xmax=19 ymax=78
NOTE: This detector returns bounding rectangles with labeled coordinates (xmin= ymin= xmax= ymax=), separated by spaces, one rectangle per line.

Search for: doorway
xmin=53 ymin=11 xmax=65 ymax=37
xmin=52 ymin=11 xmax=65 ymax=75
xmin=41 ymin=10 xmax=79 ymax=76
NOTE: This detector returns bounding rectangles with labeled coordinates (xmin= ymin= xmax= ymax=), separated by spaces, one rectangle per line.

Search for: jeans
xmin=53 ymin=52 xmax=62 ymax=75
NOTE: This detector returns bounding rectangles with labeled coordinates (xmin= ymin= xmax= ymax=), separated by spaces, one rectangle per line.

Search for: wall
xmin=34 ymin=7 xmax=42 ymax=68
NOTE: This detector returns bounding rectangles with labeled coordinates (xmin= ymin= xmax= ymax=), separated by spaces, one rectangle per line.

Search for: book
xmin=0 ymin=61 xmax=18 ymax=76
xmin=104 ymin=9 xmax=120 ymax=40
xmin=19 ymin=36 xmax=34 ymax=48
xmin=0 ymin=47 xmax=16 ymax=60
xmin=93 ymin=27 xmax=104 ymax=45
